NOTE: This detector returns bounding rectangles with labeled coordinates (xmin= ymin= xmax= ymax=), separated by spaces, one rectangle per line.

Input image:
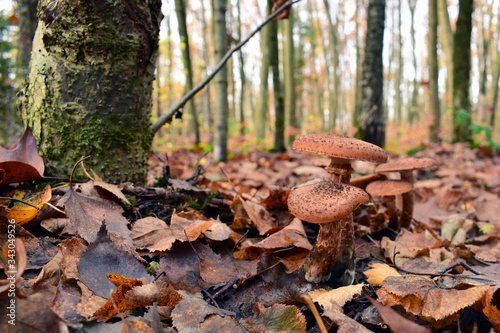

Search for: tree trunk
xmin=212 ymin=0 xmax=229 ymax=162
xmin=19 ymin=0 xmax=162 ymax=184
xmin=394 ymin=0 xmax=402 ymax=124
xmin=408 ymin=0 xmax=419 ymax=124
xmin=357 ymin=0 xmax=386 ymax=147
xmin=201 ymin=0 xmax=213 ymax=144
xmin=236 ymin=0 xmax=246 ymax=136
xmin=256 ymin=1 xmax=271 ymax=141
xmin=174 ymin=0 xmax=200 ymax=144
xmin=323 ymin=0 xmax=340 ymax=131
xmin=15 ymin=0 xmax=38 ymax=81
xmin=428 ymin=0 xmax=440 ymax=142
xmin=490 ymin=42 xmax=500 ymax=128
xmin=438 ymin=0 xmax=454 ymax=108
xmin=269 ymin=0 xmax=285 ymax=152
xmin=452 ymin=0 xmax=473 ymax=143
xmin=283 ymin=8 xmax=296 ymax=146
xmin=353 ymin=0 xmax=362 ymax=129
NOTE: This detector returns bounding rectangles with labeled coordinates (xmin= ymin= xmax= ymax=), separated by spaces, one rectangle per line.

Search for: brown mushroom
xmin=287 ymin=179 xmax=369 ymax=283
xmin=375 ymin=157 xmax=436 ymax=229
xmin=350 ymin=173 xmax=387 ymax=191
xmin=293 ymin=134 xmax=388 ymax=183
xmin=365 ymin=180 xmax=413 ymax=230
xmin=292 ymin=134 xmax=387 ymax=284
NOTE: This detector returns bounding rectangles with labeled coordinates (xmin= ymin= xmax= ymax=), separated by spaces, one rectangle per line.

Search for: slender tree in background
xmin=428 ymin=0 xmax=440 ymax=142
xmin=452 ymin=0 xmax=473 ymax=143
xmin=283 ymin=8 xmax=296 ymax=146
xmin=200 ymin=0 xmax=213 ymax=144
xmin=408 ymin=0 xmax=419 ymax=124
xmin=477 ymin=3 xmax=491 ymax=122
xmin=256 ymin=1 xmax=271 ymax=141
xmin=15 ymin=0 xmax=38 ymax=80
xmin=19 ymin=0 xmax=162 ymax=183
xmin=491 ymin=36 xmax=500 ymax=128
xmin=357 ymin=0 xmax=386 ymax=147
xmin=212 ymin=0 xmax=229 ymax=161
xmin=269 ymin=0 xmax=285 ymax=152
xmin=394 ymin=0 xmax=402 ymax=123
xmin=353 ymin=0 xmax=362 ymax=129
xmin=174 ymin=0 xmax=200 ymax=144
xmin=236 ymin=0 xmax=246 ymax=136
xmin=323 ymin=0 xmax=340 ymax=131
xmin=437 ymin=0 xmax=454 ymax=107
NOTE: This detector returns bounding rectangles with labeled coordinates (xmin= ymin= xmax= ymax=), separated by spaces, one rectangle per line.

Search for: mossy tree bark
xmin=19 ymin=0 xmax=162 ymax=184
xmin=357 ymin=0 xmax=386 ymax=147
xmin=452 ymin=0 xmax=473 ymax=143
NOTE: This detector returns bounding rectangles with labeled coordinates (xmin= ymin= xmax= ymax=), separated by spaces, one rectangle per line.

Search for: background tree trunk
xmin=438 ymin=0 xmax=454 ymax=108
xmin=15 ymin=0 xmax=38 ymax=81
xmin=174 ymin=0 xmax=200 ymax=144
xmin=452 ymin=0 xmax=473 ymax=143
xmin=323 ymin=0 xmax=340 ymax=131
xmin=357 ymin=0 xmax=386 ymax=147
xmin=212 ymin=0 xmax=229 ymax=162
xmin=353 ymin=0 xmax=362 ymax=129
xmin=408 ymin=0 xmax=419 ymax=124
xmin=256 ymin=1 xmax=271 ymax=141
xmin=283 ymin=8 xmax=296 ymax=146
xmin=236 ymin=0 xmax=246 ymax=136
xmin=19 ymin=0 xmax=162 ymax=184
xmin=269 ymin=2 xmax=285 ymax=152
xmin=428 ymin=0 xmax=440 ymax=142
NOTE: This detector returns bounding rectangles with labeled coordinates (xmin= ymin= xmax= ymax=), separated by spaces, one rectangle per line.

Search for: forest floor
xmin=1 ymin=139 xmax=500 ymax=332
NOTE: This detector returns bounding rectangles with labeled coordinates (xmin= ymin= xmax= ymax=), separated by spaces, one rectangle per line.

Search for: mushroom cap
xmin=292 ymin=134 xmax=388 ymax=164
xmin=375 ymin=157 xmax=437 ymax=173
xmin=350 ymin=173 xmax=387 ymax=190
xmin=365 ymin=180 xmax=413 ymax=196
xmin=287 ymin=179 xmax=370 ymax=224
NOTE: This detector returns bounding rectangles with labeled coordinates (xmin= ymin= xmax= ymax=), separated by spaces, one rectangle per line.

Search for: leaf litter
xmin=0 ymin=136 xmax=500 ymax=332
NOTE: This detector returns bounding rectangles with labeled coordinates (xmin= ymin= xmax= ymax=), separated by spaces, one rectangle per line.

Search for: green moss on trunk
xmin=19 ymin=0 xmax=162 ymax=184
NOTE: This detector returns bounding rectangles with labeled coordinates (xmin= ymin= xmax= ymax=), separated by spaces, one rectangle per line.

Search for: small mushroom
xmin=287 ymin=180 xmax=369 ymax=283
xmin=293 ymin=134 xmax=388 ymax=183
xmin=350 ymin=173 xmax=387 ymax=191
xmin=375 ymin=157 xmax=437 ymax=229
xmin=365 ymin=180 xmax=413 ymax=230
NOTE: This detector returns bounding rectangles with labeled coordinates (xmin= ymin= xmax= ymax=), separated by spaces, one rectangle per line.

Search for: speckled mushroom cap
xmin=287 ymin=179 xmax=370 ymax=224
xmin=292 ymin=134 xmax=388 ymax=164
xmin=375 ymin=157 xmax=437 ymax=173
xmin=366 ymin=180 xmax=413 ymax=196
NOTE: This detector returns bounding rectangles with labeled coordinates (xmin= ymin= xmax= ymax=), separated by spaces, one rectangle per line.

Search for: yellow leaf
xmin=309 ymin=284 xmax=366 ymax=313
xmin=0 ymin=185 xmax=52 ymax=224
xmin=364 ymin=263 xmax=401 ymax=286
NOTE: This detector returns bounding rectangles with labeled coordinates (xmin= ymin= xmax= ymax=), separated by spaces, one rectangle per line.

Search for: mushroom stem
xmin=399 ymin=171 xmax=415 ymax=229
xmin=326 ymin=157 xmax=353 ymax=183
xmin=330 ymin=214 xmax=355 ymax=285
xmin=302 ymin=219 xmax=343 ymax=283
xmin=383 ymin=195 xmax=399 ymax=230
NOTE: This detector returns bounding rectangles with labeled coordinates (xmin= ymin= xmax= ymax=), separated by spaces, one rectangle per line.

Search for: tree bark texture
xmin=16 ymin=0 xmax=38 ymax=80
xmin=19 ymin=0 xmax=162 ymax=184
xmin=357 ymin=0 xmax=386 ymax=147
xmin=437 ymin=0 xmax=454 ymax=106
xmin=212 ymin=0 xmax=229 ymax=162
xmin=428 ymin=0 xmax=441 ymax=142
xmin=452 ymin=0 xmax=473 ymax=143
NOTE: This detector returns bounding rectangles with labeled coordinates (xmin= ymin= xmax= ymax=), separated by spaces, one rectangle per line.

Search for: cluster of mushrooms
xmin=287 ymin=134 xmax=436 ymax=284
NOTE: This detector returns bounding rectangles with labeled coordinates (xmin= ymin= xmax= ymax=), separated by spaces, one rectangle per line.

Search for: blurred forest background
xmin=0 ymin=0 xmax=499 ymax=162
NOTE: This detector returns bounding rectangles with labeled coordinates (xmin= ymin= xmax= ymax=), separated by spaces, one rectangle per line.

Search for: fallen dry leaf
xmin=377 ymin=275 xmax=490 ymax=327
xmin=365 ymin=293 xmax=431 ymax=333
xmin=309 ymin=284 xmax=366 ymax=313
xmin=364 ymin=263 xmax=402 ymax=287
xmin=0 ymin=126 xmax=44 ymax=184
xmin=0 ymin=185 xmax=52 ymax=225
xmin=78 ymin=224 xmax=151 ymax=298
xmin=241 ymin=303 xmax=306 ymax=332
